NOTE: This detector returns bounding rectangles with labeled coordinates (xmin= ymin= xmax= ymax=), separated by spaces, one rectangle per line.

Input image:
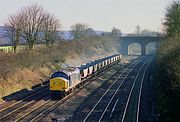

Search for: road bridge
xmin=119 ymin=36 xmax=162 ymax=55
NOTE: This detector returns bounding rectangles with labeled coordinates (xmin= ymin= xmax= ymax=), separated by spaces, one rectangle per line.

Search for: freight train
xmin=49 ymin=54 xmax=122 ymax=99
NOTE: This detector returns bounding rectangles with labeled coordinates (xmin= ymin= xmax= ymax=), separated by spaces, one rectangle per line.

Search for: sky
xmin=0 ymin=0 xmax=173 ymax=33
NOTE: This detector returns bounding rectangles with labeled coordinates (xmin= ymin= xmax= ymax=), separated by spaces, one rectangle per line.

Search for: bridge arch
xmin=128 ymin=43 xmax=141 ymax=55
xmin=145 ymin=42 xmax=158 ymax=55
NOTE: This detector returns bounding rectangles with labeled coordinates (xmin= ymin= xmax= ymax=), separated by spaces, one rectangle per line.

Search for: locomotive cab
xmin=50 ymin=71 xmax=69 ymax=99
xmin=50 ymin=67 xmax=81 ymax=99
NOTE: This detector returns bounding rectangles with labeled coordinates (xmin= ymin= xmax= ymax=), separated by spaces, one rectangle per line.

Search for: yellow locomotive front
xmin=50 ymin=67 xmax=81 ymax=99
xmin=50 ymin=71 xmax=69 ymax=99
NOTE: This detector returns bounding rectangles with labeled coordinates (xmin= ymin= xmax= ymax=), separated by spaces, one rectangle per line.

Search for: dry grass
xmin=0 ymin=37 xmax=120 ymax=101
xmin=0 ymin=67 xmax=51 ymax=101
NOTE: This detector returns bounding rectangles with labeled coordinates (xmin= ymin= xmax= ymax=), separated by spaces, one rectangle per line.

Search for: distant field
xmin=0 ymin=46 xmax=12 ymax=49
xmin=0 ymin=44 xmax=45 ymax=53
xmin=0 ymin=46 xmax=14 ymax=53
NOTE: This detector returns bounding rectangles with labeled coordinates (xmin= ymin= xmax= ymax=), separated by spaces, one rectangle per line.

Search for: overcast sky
xmin=0 ymin=0 xmax=173 ymax=33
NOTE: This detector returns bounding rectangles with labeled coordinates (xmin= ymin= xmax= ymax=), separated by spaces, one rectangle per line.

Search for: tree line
xmin=70 ymin=24 xmax=122 ymax=40
xmin=4 ymin=4 xmax=122 ymax=53
xmin=5 ymin=4 xmax=61 ymax=52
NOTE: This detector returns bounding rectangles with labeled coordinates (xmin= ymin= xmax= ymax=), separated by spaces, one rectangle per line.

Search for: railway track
xmin=80 ymin=56 xmax=147 ymax=122
xmin=14 ymin=61 xmax=126 ymax=122
xmin=32 ymin=56 xmax=153 ymax=122
xmin=33 ymin=58 xmax=141 ymax=121
xmin=38 ymin=60 xmax=139 ymax=122
xmin=0 ymin=84 xmax=49 ymax=111
xmin=49 ymin=56 xmax=141 ymax=121
xmin=0 ymin=59 xmax=125 ymax=122
xmin=65 ymin=56 xmax=152 ymax=122
xmin=0 ymin=87 xmax=49 ymax=121
xmin=121 ymin=57 xmax=153 ymax=122
xmin=0 ymin=57 xmax=144 ymax=122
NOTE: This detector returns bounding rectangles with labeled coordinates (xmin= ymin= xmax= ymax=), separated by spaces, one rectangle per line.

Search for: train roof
xmin=51 ymin=54 xmax=121 ymax=77
xmin=61 ymin=67 xmax=80 ymax=75
xmin=77 ymin=54 xmax=119 ymax=71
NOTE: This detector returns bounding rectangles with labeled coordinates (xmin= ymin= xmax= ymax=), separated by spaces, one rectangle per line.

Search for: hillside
xmin=0 ymin=36 xmax=120 ymax=102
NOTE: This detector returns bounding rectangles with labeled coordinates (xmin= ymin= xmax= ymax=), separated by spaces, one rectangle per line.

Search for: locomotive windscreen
xmin=51 ymin=71 xmax=69 ymax=80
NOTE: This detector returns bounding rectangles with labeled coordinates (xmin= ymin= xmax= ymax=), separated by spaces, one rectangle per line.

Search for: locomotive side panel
xmin=68 ymin=72 xmax=81 ymax=89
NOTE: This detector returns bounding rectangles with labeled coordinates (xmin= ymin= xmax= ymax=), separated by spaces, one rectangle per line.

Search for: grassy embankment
xmin=0 ymin=36 xmax=120 ymax=102
xmin=157 ymin=35 xmax=180 ymax=122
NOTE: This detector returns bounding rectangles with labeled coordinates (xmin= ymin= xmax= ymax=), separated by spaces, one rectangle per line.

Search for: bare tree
xmin=20 ymin=4 xmax=46 ymax=49
xmin=5 ymin=14 xmax=23 ymax=53
xmin=71 ymin=23 xmax=88 ymax=40
xmin=43 ymin=13 xmax=61 ymax=46
xmin=5 ymin=4 xmax=62 ymax=50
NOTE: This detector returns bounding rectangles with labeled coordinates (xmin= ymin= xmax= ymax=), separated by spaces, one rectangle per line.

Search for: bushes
xmin=158 ymin=1 xmax=180 ymax=120
xmin=157 ymin=36 xmax=180 ymax=122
